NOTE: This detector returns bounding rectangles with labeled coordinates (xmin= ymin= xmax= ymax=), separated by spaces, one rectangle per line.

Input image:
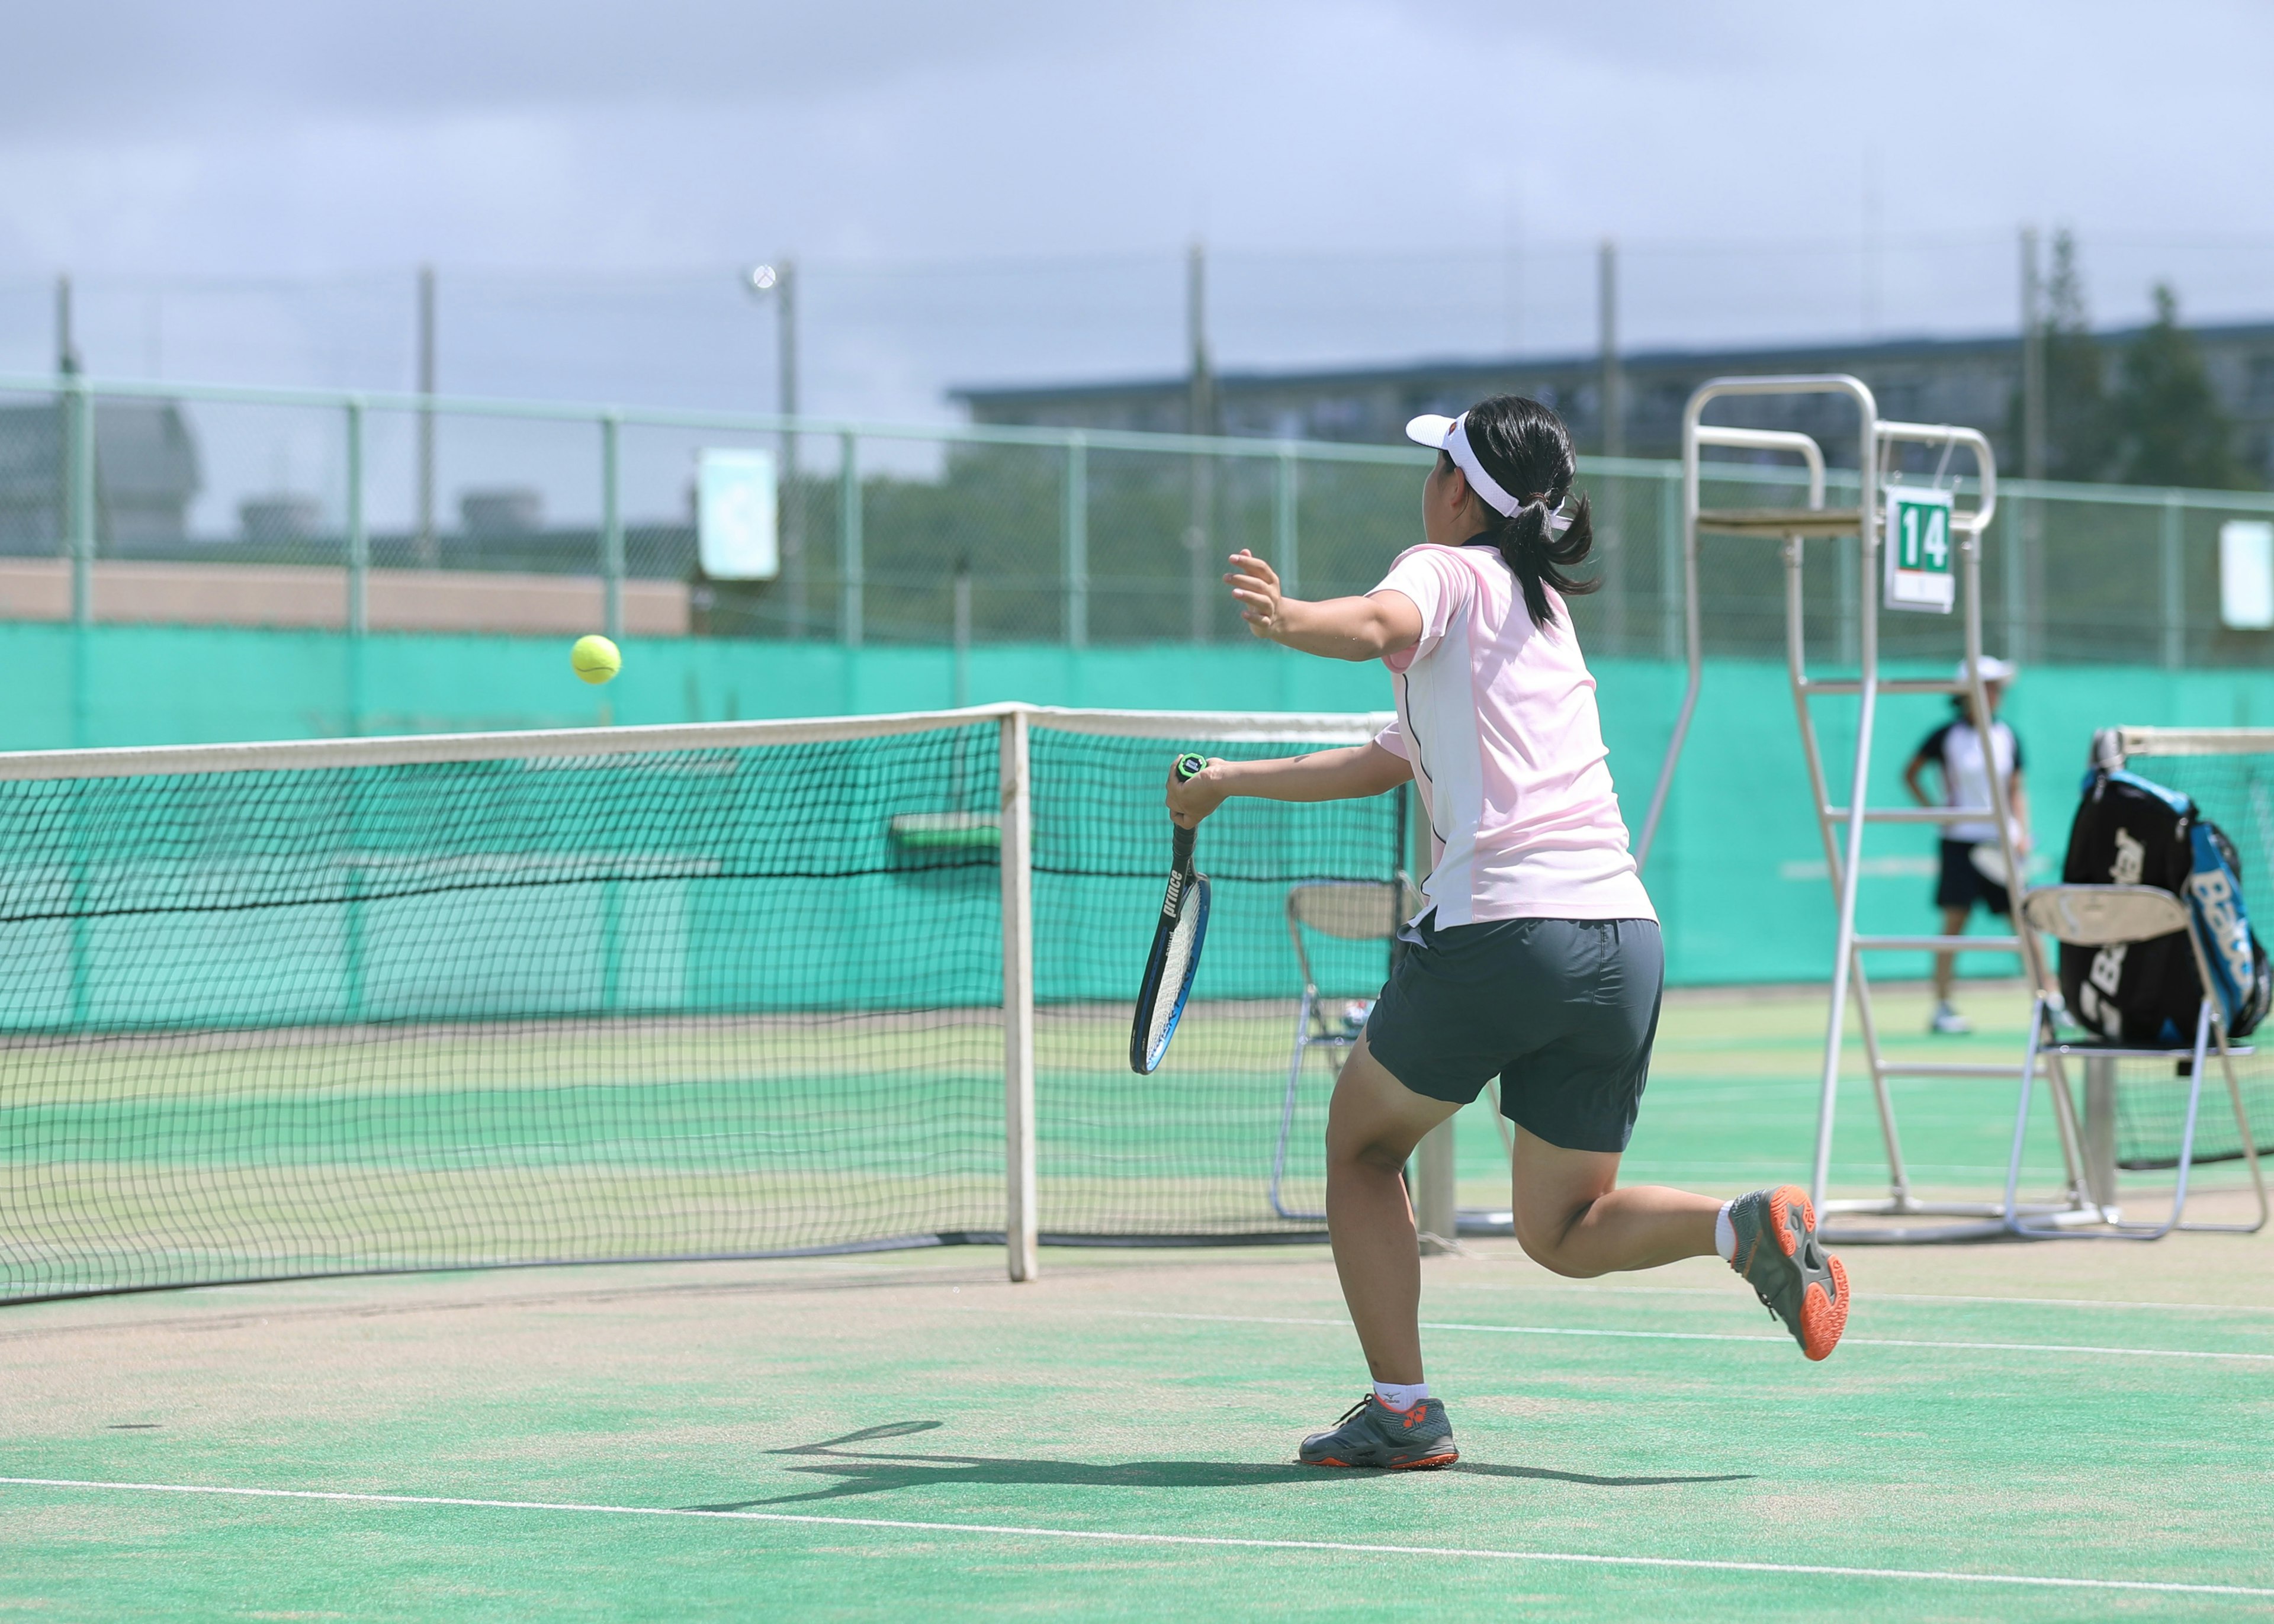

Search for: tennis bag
xmin=2059 ymin=767 xmax=2272 ymax=1044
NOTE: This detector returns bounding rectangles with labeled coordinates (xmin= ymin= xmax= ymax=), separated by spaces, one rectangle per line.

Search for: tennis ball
xmin=570 ymin=633 xmax=622 ymax=685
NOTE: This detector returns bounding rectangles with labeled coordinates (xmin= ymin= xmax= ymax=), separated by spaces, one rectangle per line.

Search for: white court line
xmin=1443 ymin=1282 xmax=2274 ymax=1317
xmin=1 ymin=1477 xmax=2266 ymax=1600
xmin=1111 ymin=1311 xmax=2274 ymax=1363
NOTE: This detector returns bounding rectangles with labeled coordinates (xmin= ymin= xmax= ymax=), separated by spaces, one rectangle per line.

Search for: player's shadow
xmin=682 ymin=1421 xmax=1753 ymax=1509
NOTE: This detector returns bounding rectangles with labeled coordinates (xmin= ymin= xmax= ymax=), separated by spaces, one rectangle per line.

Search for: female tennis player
xmin=1167 ymin=395 xmax=1848 ymax=1471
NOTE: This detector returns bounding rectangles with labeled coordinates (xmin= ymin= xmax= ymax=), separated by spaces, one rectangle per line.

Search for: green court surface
xmin=3 ymin=984 xmax=2270 ymax=1622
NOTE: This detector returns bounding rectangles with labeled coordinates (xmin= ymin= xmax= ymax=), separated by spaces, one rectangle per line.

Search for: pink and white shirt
xmin=1369 ymin=542 xmax=1655 ymax=926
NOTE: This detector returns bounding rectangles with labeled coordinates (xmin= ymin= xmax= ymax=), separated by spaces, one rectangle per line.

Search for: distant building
xmin=955 ymin=322 xmax=2274 ymax=483
xmin=0 ymin=400 xmax=203 ymax=549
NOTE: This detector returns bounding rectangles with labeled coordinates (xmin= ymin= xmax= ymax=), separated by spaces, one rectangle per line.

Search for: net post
xmin=1415 ymin=1121 xmax=1457 ymax=1255
xmin=1404 ymin=777 xmax=1459 ymax=1252
xmin=1000 ymin=708 xmax=1039 ymax=1281
xmin=2083 ymin=1056 xmax=2119 ymax=1211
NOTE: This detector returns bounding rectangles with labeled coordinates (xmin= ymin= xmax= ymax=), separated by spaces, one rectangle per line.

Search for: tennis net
xmin=2099 ymin=726 xmax=2274 ymax=1170
xmin=0 ymin=705 xmax=1404 ymax=1303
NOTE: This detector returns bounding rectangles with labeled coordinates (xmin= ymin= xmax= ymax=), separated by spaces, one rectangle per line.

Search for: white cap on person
xmin=1954 ymin=655 xmax=2018 ymax=684
xmin=1405 ymin=413 xmax=1572 ymax=534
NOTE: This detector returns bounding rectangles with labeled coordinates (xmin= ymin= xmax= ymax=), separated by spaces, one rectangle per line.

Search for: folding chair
xmin=1268 ymin=882 xmax=1404 ymax=1221
xmin=2005 ymin=884 xmax=2270 ymax=1238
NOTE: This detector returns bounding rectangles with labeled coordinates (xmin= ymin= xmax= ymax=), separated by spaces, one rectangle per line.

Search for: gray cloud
xmin=0 ymin=1 xmax=1151 ymax=134
xmin=2 ymin=0 xmax=2270 ymax=425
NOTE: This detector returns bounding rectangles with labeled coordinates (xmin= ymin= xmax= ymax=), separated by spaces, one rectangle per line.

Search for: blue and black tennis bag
xmin=2060 ymin=766 xmax=2273 ymax=1044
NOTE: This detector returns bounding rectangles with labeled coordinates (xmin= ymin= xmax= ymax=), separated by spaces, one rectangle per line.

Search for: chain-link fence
xmin=4 ymin=370 xmax=2272 ymax=671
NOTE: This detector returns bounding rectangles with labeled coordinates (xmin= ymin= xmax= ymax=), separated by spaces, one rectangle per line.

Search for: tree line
xmin=2016 ymin=230 xmax=2259 ymax=489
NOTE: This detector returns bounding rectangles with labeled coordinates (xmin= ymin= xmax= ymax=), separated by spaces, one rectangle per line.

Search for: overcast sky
xmin=1 ymin=0 xmax=2270 ymax=432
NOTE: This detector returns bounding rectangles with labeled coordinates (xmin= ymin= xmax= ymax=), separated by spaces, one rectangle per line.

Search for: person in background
xmin=1903 ymin=657 xmax=2030 ymax=1036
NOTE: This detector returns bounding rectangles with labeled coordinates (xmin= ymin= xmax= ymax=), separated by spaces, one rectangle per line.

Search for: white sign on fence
xmin=697 ymin=448 xmax=779 ymax=581
xmin=2220 ymin=520 xmax=2274 ymax=630
xmin=1883 ymin=485 xmax=1955 ymax=614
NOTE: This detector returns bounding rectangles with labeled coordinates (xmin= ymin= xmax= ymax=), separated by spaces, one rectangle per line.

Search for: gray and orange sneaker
xmin=1728 ymin=1185 xmax=1849 ymax=1361
xmin=1297 ymin=1394 xmax=1458 ymax=1469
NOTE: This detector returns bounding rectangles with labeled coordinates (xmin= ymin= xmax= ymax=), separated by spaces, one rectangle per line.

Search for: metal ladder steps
xmin=1694 ymin=506 xmax=1864 ymax=536
xmin=1800 ymin=678 xmax=1986 ymax=696
xmin=1874 ymin=1061 xmax=2030 ymax=1078
xmin=1853 ymin=934 xmax=2022 ymax=952
xmin=1823 ymin=805 xmax=1999 ymax=823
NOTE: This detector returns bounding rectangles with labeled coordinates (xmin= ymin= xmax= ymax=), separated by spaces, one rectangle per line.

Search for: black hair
xmin=1440 ymin=394 xmax=1598 ymax=628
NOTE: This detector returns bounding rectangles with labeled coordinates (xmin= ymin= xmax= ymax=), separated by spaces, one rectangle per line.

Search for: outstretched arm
xmin=1166 ymin=743 xmax=1412 ymax=829
xmin=1225 ymin=550 xmax=1422 ymax=663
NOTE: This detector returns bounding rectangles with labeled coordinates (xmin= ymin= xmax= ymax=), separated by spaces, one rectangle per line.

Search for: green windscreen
xmin=0 ymin=719 xmax=1402 ymax=1302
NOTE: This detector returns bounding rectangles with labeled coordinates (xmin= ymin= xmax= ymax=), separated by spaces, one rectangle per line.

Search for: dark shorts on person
xmin=1934 ymin=838 xmax=2012 ymax=916
xmin=1363 ymin=914 xmax=1665 ymax=1155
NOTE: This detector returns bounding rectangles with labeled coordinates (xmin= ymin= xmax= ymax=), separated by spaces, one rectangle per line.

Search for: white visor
xmin=1405 ymin=412 xmax=1572 ymax=533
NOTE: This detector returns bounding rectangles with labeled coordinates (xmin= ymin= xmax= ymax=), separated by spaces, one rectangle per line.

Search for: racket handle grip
xmin=1171 ymin=754 xmax=1206 ymax=867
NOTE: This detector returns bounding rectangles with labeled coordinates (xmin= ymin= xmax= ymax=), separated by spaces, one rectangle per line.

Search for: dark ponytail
xmin=1452 ymin=394 xmax=1599 ymax=628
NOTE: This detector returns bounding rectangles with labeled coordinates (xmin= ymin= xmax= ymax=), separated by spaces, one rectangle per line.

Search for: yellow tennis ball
xmin=570 ymin=633 xmax=621 ymax=685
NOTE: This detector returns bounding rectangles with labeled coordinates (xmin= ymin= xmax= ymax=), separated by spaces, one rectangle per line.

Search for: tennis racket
xmin=1130 ymin=752 xmax=1213 ymax=1074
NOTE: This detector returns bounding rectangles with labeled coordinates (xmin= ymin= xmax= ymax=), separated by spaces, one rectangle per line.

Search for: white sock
xmin=1713 ymin=1201 xmax=1737 ymax=1262
xmin=1373 ymin=1381 xmax=1428 ymax=1411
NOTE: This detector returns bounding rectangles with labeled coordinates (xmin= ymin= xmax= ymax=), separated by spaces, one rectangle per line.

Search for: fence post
xmin=599 ymin=414 xmax=625 ymax=642
xmin=1274 ymin=445 xmax=1299 ymax=600
xmin=999 ymin=707 xmax=1038 ymax=1282
xmin=345 ymin=398 xmax=367 ymax=735
xmin=2022 ymin=486 xmax=2045 ymax=664
xmin=2003 ymin=486 xmax=2028 ymax=665
xmin=1659 ymin=465 xmax=1681 ymax=661
xmin=1062 ymin=433 xmax=1087 ymax=649
xmin=1835 ymin=468 xmax=1858 ymax=668
xmin=839 ymin=430 xmax=863 ymax=647
xmin=2160 ymin=490 xmax=2184 ymax=670
xmin=67 ymin=376 xmax=94 ymax=747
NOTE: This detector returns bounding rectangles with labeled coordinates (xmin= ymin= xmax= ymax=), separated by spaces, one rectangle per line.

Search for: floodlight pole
xmin=778 ymin=258 xmax=802 ymax=639
xmin=2016 ymin=229 xmax=2044 ymax=664
xmin=1598 ymin=239 xmax=1626 ymax=650
xmin=54 ymin=274 xmax=79 ymax=377
xmin=2019 ymin=227 xmax=2046 ymax=483
xmin=747 ymin=259 xmax=803 ymax=638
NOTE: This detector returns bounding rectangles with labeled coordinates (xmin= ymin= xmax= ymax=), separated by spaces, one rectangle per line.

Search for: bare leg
xmin=1508 ymin=1126 xmax=1720 ymax=1278
xmin=1932 ymin=905 xmax=1970 ymax=1003
xmin=1324 ymin=1035 xmax=1458 ymax=1385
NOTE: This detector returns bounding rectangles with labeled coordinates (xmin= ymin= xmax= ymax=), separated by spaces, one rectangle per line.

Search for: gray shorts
xmin=1364 ymin=914 xmax=1664 ymax=1154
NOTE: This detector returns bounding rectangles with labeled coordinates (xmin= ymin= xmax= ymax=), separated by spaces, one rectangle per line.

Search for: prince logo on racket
xmin=1166 ymin=394 xmax=1848 ymax=1472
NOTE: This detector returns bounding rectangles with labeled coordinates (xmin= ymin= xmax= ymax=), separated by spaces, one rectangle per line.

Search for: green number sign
xmin=1884 ymin=486 xmax=1955 ymax=613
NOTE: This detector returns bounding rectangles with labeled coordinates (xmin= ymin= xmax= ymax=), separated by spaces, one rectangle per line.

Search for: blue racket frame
xmin=1130 ymin=756 xmax=1213 ymax=1074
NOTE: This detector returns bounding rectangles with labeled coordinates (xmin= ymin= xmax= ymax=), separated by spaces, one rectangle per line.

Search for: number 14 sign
xmin=1883 ymin=485 xmax=1955 ymax=613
